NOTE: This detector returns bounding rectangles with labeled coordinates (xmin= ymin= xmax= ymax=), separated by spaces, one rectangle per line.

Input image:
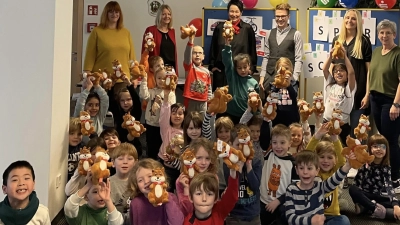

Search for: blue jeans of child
xmin=325 ymin=215 xmax=350 ymax=225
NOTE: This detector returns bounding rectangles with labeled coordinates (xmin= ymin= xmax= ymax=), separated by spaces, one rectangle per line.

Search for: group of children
xmin=1 ymin=23 xmax=399 ymax=225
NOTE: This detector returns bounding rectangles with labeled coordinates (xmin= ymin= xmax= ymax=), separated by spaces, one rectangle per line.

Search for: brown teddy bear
xmin=91 ymin=148 xmax=113 ymax=185
xmin=262 ymin=92 xmax=278 ymax=121
xmin=111 ymin=59 xmax=125 ymax=82
xmin=180 ymin=24 xmax=197 ymax=39
xmin=79 ymin=111 xmax=95 ymax=136
xmin=165 ymin=134 xmax=184 ymax=161
xmin=214 ymin=139 xmax=246 ymax=171
xmin=297 ymin=98 xmax=313 ymax=122
xmin=237 ymin=128 xmax=255 ymax=160
xmin=272 ymin=66 xmax=292 ymax=89
xmin=327 ymin=109 xmax=345 ymax=135
xmin=121 ymin=112 xmax=146 ymax=138
xmin=354 ymin=114 xmax=371 ymax=141
xmin=341 ymin=136 xmax=375 ymax=169
xmin=222 ymin=20 xmax=234 ymax=41
xmin=144 ymin=32 xmax=156 ymax=52
xmin=148 ymin=167 xmax=169 ymax=207
xmin=163 ymin=68 xmax=178 ymax=91
xmin=207 ymin=86 xmax=233 ymax=114
xmin=78 ymin=147 xmax=93 ymax=176
xmin=180 ymin=148 xmax=200 ymax=181
xmin=248 ymin=91 xmax=261 ymax=113
xmin=129 ymin=60 xmax=146 ymax=80
xmin=312 ymin=91 xmax=325 ymax=115
xmin=332 ymin=41 xmax=345 ymax=59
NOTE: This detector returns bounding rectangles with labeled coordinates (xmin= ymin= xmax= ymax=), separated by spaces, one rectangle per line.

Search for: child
xmin=140 ymin=48 xmax=164 ymax=96
xmin=74 ymin=77 xmax=109 ymax=140
xmin=349 ymin=134 xmax=400 ymax=220
xmin=0 ymin=161 xmax=50 ymax=225
xmin=260 ymin=124 xmax=299 ymax=225
xmin=68 ymin=117 xmax=84 ymax=181
xmin=64 ymin=174 xmax=123 ymax=225
xmin=100 ymin=128 xmax=121 ymax=153
xmin=288 ymin=122 xmax=311 ymax=156
xmin=183 ymin=170 xmax=239 ymax=224
xmin=183 ymin=34 xmax=212 ymax=113
xmin=221 ymin=37 xmax=259 ymax=124
xmin=284 ymin=150 xmax=352 ymax=224
xmin=140 ymin=67 xmax=176 ymax=160
xmin=128 ymin=158 xmax=184 ymax=225
xmin=322 ymin=47 xmax=356 ymax=145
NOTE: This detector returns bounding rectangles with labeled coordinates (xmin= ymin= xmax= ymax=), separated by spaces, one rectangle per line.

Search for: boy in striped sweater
xmin=284 ymin=150 xmax=354 ymax=225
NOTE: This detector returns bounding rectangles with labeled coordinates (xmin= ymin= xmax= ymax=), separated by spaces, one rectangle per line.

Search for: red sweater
xmin=141 ymin=25 xmax=179 ymax=76
xmin=183 ymin=175 xmax=239 ymax=225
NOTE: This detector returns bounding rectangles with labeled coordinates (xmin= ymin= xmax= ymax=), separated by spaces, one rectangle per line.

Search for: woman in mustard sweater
xmin=84 ymin=1 xmax=136 ymax=93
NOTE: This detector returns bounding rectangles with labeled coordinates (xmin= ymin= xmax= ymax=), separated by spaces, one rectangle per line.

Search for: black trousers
xmin=349 ymin=185 xmax=392 ymax=213
xmin=145 ymin=124 xmax=162 ymax=160
xmin=212 ymin=69 xmax=227 ymax=92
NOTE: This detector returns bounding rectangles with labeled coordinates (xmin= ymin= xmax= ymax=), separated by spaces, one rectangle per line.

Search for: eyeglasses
xmin=333 ymin=69 xmax=345 ymax=74
xmin=192 ymin=51 xmax=203 ymax=55
xmin=275 ymin=15 xmax=288 ymax=19
xmin=372 ymin=144 xmax=386 ymax=150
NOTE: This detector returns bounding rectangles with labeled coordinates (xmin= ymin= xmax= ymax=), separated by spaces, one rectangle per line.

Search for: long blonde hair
xmin=337 ymin=10 xmax=363 ymax=59
xmin=155 ymin=5 xmax=173 ymax=29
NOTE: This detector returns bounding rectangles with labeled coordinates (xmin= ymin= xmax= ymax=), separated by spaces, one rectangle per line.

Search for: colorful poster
xmin=206 ymin=19 xmax=225 ymax=36
xmin=241 ymin=16 xmax=263 ymax=34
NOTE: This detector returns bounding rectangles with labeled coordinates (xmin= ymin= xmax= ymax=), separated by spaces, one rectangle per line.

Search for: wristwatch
xmin=393 ymin=103 xmax=400 ymax=108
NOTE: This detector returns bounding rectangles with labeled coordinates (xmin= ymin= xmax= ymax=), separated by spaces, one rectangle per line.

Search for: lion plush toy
xmin=332 ymin=41 xmax=345 ymax=59
xmin=144 ymin=32 xmax=156 ymax=52
xmin=148 ymin=167 xmax=169 ymax=207
xmin=166 ymin=134 xmax=184 ymax=161
xmin=262 ymin=92 xmax=279 ymax=121
xmin=354 ymin=114 xmax=371 ymax=141
xmin=207 ymin=86 xmax=233 ymax=114
xmin=312 ymin=91 xmax=325 ymax=115
xmin=297 ymin=98 xmax=313 ymax=122
xmin=272 ymin=66 xmax=292 ymax=89
xmin=341 ymin=136 xmax=375 ymax=169
xmin=248 ymin=91 xmax=261 ymax=113
xmin=79 ymin=111 xmax=95 ymax=136
xmin=180 ymin=148 xmax=200 ymax=182
xmin=163 ymin=68 xmax=178 ymax=91
xmin=78 ymin=147 xmax=93 ymax=176
xmin=129 ymin=60 xmax=146 ymax=80
xmin=222 ymin=20 xmax=234 ymax=41
xmin=111 ymin=59 xmax=125 ymax=82
xmin=91 ymin=148 xmax=113 ymax=185
xmin=121 ymin=112 xmax=146 ymax=138
xmin=214 ymin=139 xmax=246 ymax=171
xmin=237 ymin=128 xmax=255 ymax=160
xmin=180 ymin=24 xmax=197 ymax=39
xmin=327 ymin=109 xmax=345 ymax=135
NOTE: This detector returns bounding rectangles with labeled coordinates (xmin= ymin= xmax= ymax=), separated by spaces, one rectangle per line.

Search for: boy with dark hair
xmin=100 ymin=128 xmax=121 ymax=153
xmin=68 ymin=117 xmax=84 ymax=181
xmin=0 ymin=161 xmax=50 ymax=225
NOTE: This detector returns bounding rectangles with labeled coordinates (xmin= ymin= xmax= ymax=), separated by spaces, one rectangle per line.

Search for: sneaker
xmin=343 ymin=177 xmax=349 ymax=189
xmin=394 ymin=186 xmax=400 ymax=194
xmin=371 ymin=202 xmax=386 ymax=219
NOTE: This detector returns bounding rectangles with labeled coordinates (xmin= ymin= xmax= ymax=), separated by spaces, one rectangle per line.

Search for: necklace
xmin=382 ymin=44 xmax=396 ymax=55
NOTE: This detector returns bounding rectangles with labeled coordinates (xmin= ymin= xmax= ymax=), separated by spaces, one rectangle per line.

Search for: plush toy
xmin=222 ymin=20 xmax=234 ymax=41
xmin=312 ymin=91 xmax=325 ymax=115
xmin=129 ymin=60 xmax=146 ymax=80
xmin=327 ymin=109 xmax=345 ymax=135
xmin=262 ymin=92 xmax=278 ymax=121
xmin=111 ymin=59 xmax=125 ymax=82
xmin=332 ymin=41 xmax=345 ymax=59
xmin=341 ymin=136 xmax=375 ymax=169
xmin=163 ymin=68 xmax=178 ymax=91
xmin=91 ymin=148 xmax=113 ymax=185
xmin=180 ymin=148 xmax=200 ymax=182
xmin=165 ymin=134 xmax=184 ymax=161
xmin=121 ymin=112 xmax=146 ymax=138
xmin=207 ymin=86 xmax=232 ymax=114
xmin=272 ymin=66 xmax=292 ymax=89
xmin=248 ymin=91 xmax=261 ymax=113
xmin=79 ymin=111 xmax=95 ymax=136
xmin=214 ymin=139 xmax=246 ymax=171
xmin=103 ymin=78 xmax=113 ymax=91
xmin=237 ymin=128 xmax=255 ymax=160
xmin=78 ymin=147 xmax=93 ymax=176
xmin=148 ymin=167 xmax=169 ymax=207
xmin=144 ymin=32 xmax=156 ymax=52
xmin=180 ymin=24 xmax=197 ymax=39
xmin=297 ymin=98 xmax=313 ymax=122
xmin=354 ymin=114 xmax=371 ymax=141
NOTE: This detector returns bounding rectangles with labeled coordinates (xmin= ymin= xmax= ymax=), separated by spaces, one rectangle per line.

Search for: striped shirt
xmin=284 ymin=167 xmax=347 ymax=225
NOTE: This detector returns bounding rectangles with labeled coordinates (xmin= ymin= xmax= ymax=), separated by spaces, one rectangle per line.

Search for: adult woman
xmin=141 ymin=4 xmax=178 ymax=77
xmin=364 ymin=19 xmax=400 ymax=188
xmin=332 ymin=9 xmax=372 ymax=137
xmin=208 ymin=0 xmax=257 ymax=91
xmin=84 ymin=1 xmax=136 ymax=92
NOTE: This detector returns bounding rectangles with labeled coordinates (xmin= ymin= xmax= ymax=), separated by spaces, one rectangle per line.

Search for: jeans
xmin=370 ymin=92 xmax=400 ymax=180
xmin=324 ymin=215 xmax=350 ymax=225
xmin=349 ymin=108 xmax=366 ymax=139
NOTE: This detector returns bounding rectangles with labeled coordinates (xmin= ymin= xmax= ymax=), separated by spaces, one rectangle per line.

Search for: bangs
xmin=332 ymin=63 xmax=347 ymax=73
xmin=105 ymin=1 xmax=121 ymax=12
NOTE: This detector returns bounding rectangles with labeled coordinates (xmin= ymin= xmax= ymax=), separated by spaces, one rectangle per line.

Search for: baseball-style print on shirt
xmin=238 ymin=170 xmax=257 ymax=205
xmin=268 ymin=164 xmax=281 ymax=197
xmin=190 ymin=79 xmax=207 ymax=94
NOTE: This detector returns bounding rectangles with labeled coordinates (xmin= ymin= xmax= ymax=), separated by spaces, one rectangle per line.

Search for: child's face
xmin=69 ymin=131 xmax=83 ymax=146
xmin=333 ymin=68 xmax=348 ymax=85
xmin=104 ymin=135 xmax=120 ymax=150
xmin=119 ymin=92 xmax=133 ymax=112
xmin=192 ymin=46 xmax=204 ymax=66
xmin=156 ymin=71 xmax=166 ymax=88
xmin=371 ymin=144 xmax=387 ymax=160
xmin=271 ymin=135 xmax=291 ymax=157
xmin=171 ymin=108 xmax=184 ymax=127
xmin=217 ymin=127 xmax=231 ymax=143
xmin=187 ymin=121 xmax=201 ymax=141
xmin=114 ymin=154 xmax=136 ymax=177
xmin=195 ymin=147 xmax=211 ymax=173
xmin=296 ymin=162 xmax=319 ymax=187
xmin=136 ymin=167 xmax=153 ymax=196
xmin=151 ymin=59 xmax=164 ymax=73
xmin=190 ymin=184 xmax=217 ymax=217
xmin=319 ymin=152 xmax=336 ymax=172
xmin=85 ymin=97 xmax=100 ymax=117
xmin=291 ymin=127 xmax=303 ymax=147
xmin=249 ymin=125 xmax=261 ymax=142
xmin=236 ymin=60 xmax=250 ymax=77
xmin=2 ymin=168 xmax=35 ymax=205
xmin=86 ymin=184 xmax=106 ymax=210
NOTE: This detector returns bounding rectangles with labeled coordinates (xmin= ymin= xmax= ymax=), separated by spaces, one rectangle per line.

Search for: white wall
xmin=0 ymin=0 xmax=72 ymax=220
